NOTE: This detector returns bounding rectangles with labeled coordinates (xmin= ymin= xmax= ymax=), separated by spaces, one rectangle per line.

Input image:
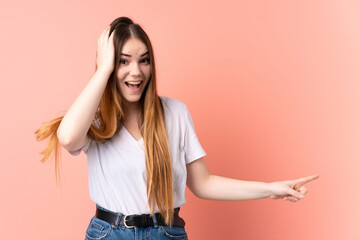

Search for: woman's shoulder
xmin=159 ymin=95 xmax=188 ymax=112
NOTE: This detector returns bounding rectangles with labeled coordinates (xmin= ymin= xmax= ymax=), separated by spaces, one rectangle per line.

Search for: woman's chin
xmin=122 ymin=95 xmax=142 ymax=104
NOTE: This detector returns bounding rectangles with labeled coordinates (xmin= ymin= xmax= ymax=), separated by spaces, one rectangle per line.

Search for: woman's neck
xmin=123 ymin=100 xmax=141 ymax=116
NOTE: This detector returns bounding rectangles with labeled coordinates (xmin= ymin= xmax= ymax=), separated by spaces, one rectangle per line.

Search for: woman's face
xmin=116 ymin=38 xmax=151 ymax=105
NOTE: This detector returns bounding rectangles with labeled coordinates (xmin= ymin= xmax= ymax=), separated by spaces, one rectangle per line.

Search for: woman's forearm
xmin=57 ymin=69 xmax=111 ymax=149
xmin=198 ymin=174 xmax=271 ymax=201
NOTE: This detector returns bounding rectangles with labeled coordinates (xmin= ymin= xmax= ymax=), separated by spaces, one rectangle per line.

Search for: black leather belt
xmin=95 ymin=206 xmax=185 ymax=228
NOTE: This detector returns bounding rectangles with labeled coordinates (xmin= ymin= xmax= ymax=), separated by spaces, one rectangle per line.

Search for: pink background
xmin=1 ymin=0 xmax=359 ymax=239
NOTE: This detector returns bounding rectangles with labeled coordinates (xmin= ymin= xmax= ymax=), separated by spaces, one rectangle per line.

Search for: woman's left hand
xmin=268 ymin=175 xmax=320 ymax=202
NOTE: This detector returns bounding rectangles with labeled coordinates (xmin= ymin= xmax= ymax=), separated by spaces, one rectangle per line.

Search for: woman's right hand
xmin=96 ymin=26 xmax=115 ymax=74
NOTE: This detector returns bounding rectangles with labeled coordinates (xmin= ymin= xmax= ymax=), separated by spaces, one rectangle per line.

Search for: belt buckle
xmin=124 ymin=215 xmax=135 ymax=229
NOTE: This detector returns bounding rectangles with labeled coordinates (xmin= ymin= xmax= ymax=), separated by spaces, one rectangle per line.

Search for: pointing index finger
xmin=294 ymin=175 xmax=320 ymax=189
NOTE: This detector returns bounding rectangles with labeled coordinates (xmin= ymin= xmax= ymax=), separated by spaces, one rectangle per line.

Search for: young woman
xmin=35 ymin=16 xmax=319 ymax=240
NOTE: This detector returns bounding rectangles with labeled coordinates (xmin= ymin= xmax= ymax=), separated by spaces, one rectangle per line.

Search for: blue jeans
xmin=85 ymin=204 xmax=188 ymax=240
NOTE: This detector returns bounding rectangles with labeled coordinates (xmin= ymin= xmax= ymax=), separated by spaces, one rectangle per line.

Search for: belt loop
xmin=152 ymin=214 xmax=159 ymax=228
xmin=114 ymin=212 xmax=122 ymax=227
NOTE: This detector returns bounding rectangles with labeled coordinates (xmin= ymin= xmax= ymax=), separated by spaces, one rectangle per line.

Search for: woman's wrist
xmin=96 ymin=67 xmax=113 ymax=77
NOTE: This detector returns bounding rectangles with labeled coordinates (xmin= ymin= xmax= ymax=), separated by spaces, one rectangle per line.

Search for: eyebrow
xmin=121 ymin=51 xmax=149 ymax=57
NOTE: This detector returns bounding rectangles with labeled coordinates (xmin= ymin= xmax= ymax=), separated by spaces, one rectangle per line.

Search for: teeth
xmin=127 ymin=81 xmax=141 ymax=85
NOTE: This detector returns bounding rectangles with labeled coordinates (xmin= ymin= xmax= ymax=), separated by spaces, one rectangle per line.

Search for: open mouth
xmin=125 ymin=81 xmax=143 ymax=91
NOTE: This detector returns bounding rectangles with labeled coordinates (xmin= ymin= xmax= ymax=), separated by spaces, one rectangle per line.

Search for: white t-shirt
xmin=68 ymin=96 xmax=206 ymax=215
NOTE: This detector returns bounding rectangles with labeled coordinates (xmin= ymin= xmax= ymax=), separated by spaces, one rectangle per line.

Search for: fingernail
xmin=300 ymin=195 xmax=305 ymax=198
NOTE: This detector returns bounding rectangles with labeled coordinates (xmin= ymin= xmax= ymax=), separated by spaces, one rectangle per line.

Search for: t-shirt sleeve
xmin=183 ymin=104 xmax=207 ymax=164
xmin=67 ymin=138 xmax=92 ymax=156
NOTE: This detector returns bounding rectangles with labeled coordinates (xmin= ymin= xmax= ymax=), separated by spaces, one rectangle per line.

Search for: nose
xmin=129 ymin=62 xmax=141 ymax=77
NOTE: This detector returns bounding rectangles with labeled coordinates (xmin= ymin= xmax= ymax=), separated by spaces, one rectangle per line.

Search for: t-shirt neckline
xmin=122 ymin=126 xmax=143 ymax=143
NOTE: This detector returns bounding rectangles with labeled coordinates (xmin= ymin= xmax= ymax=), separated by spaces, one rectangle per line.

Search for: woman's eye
xmin=140 ymin=58 xmax=150 ymax=64
xmin=120 ymin=59 xmax=127 ymax=64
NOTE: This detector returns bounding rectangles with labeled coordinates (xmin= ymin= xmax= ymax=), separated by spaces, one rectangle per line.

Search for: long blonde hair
xmin=34 ymin=17 xmax=175 ymax=226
